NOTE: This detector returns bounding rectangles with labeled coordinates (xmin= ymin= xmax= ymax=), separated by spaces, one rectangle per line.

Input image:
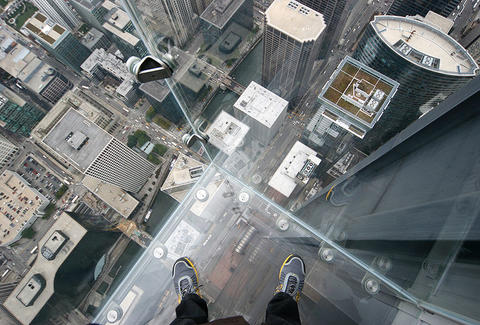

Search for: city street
xmin=449 ymin=0 xmax=479 ymax=39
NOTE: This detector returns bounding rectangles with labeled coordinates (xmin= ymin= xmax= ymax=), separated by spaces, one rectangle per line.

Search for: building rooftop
xmin=81 ymin=48 xmax=136 ymax=97
xmin=102 ymin=22 xmax=139 ymax=46
xmin=0 ymin=94 xmax=8 ymax=108
xmin=161 ymin=153 xmax=206 ymax=202
xmin=24 ymin=12 xmax=66 ymax=47
xmin=0 ymin=170 xmax=49 ymax=246
xmin=4 ymin=213 xmax=87 ymax=325
xmin=82 ymin=175 xmax=138 ymax=218
xmin=372 ymin=15 xmax=478 ymax=76
xmin=103 ymin=0 xmax=131 ymax=29
xmin=16 ymin=274 xmax=45 ymax=307
xmin=177 ymin=60 xmax=208 ymax=94
xmin=80 ymin=28 xmax=106 ymax=49
xmin=268 ymin=141 xmax=321 ymax=197
xmin=206 ymin=111 xmax=250 ymax=155
xmin=102 ymin=1 xmax=139 ymax=45
xmin=116 ymin=78 xmax=136 ymax=97
xmin=0 ymin=28 xmax=59 ymax=96
xmin=17 ymin=58 xmax=56 ymax=94
xmin=31 ymin=90 xmax=115 ymax=142
xmin=200 ymin=0 xmax=246 ymax=30
xmin=234 ymin=81 xmax=288 ymax=128
xmin=265 ymin=0 xmax=326 ymax=42
xmin=319 ymin=56 xmax=399 ymax=138
xmin=41 ymin=230 xmax=68 ymax=260
xmin=42 ymin=108 xmax=112 ymax=171
xmin=0 ymin=29 xmax=37 ymax=78
xmin=0 ymin=85 xmax=26 ymax=106
xmin=139 ymin=80 xmax=170 ymax=102
xmin=81 ymin=48 xmax=130 ymax=80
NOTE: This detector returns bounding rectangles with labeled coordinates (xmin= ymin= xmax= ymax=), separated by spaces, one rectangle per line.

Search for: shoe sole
xmin=172 ymin=257 xmax=199 ymax=281
xmin=279 ymin=254 xmax=305 ymax=279
xmin=278 ymin=254 xmax=306 ymax=302
xmin=173 ymin=257 xmax=200 ymax=303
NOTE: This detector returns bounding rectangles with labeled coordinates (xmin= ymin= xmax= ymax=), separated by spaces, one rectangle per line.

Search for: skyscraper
xmin=353 ymin=13 xmax=477 ymax=152
xmin=42 ymin=109 xmax=155 ymax=192
xmin=31 ymin=0 xmax=81 ymax=30
xmin=262 ymin=0 xmax=325 ymax=104
xmin=297 ymin=76 xmax=480 ymax=322
xmin=24 ymin=13 xmax=91 ymax=72
xmin=70 ymin=0 xmax=106 ymax=32
xmin=304 ymin=56 xmax=399 ymax=158
xmin=161 ymin=0 xmax=197 ymax=48
xmin=387 ymin=0 xmax=461 ymax=18
xmin=233 ymin=81 xmax=288 ymax=144
xmin=101 ymin=1 xmax=148 ymax=58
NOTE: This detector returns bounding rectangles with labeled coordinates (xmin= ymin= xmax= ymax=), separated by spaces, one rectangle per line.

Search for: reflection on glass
xmin=94 ymin=0 xmax=480 ymax=322
xmin=2 ymin=0 xmax=476 ymax=322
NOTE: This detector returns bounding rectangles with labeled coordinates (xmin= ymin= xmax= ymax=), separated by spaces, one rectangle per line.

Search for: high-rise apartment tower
xmin=262 ymin=0 xmax=325 ymax=104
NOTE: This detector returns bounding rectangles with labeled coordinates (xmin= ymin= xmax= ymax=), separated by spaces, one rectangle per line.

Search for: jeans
xmin=169 ymin=292 xmax=301 ymax=325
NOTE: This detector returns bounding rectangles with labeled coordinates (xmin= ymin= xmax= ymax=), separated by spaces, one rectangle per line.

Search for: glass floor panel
xmin=94 ymin=163 xmax=420 ymax=324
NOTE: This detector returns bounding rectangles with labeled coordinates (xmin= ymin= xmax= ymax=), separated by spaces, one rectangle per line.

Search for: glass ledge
xmin=94 ymin=163 xmax=420 ymax=325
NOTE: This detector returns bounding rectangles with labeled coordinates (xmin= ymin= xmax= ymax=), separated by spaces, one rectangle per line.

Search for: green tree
xmin=43 ymin=203 xmax=56 ymax=219
xmin=152 ymin=115 xmax=171 ymax=129
xmin=55 ymin=184 xmax=68 ymax=199
xmin=127 ymin=134 xmax=137 ymax=148
xmin=145 ymin=106 xmax=156 ymax=122
xmin=21 ymin=226 xmax=35 ymax=239
xmin=134 ymin=130 xmax=150 ymax=147
xmin=153 ymin=143 xmax=168 ymax=156
xmin=147 ymin=153 xmax=161 ymax=165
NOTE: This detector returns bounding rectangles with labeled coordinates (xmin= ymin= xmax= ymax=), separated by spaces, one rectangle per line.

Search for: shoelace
xmin=179 ymin=278 xmax=192 ymax=297
xmin=286 ymin=275 xmax=298 ymax=295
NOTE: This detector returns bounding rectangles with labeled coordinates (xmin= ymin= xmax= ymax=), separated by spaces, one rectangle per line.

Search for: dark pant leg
xmin=265 ymin=292 xmax=301 ymax=325
xmin=169 ymin=294 xmax=209 ymax=325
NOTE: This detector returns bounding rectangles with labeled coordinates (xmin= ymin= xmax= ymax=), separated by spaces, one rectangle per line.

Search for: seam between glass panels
xmin=212 ymin=158 xmax=480 ymax=325
xmin=210 ymin=157 xmax=418 ymax=304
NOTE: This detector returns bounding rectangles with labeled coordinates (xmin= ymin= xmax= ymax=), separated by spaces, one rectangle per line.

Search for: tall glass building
xmin=297 ymin=75 xmax=480 ymax=323
xmin=161 ymin=0 xmax=197 ymax=48
xmin=353 ymin=14 xmax=477 ymax=152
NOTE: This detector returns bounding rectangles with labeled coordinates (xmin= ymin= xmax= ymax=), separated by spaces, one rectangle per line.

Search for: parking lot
xmin=16 ymin=156 xmax=64 ymax=204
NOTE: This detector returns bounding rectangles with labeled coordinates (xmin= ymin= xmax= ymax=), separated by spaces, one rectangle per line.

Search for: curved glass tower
xmin=353 ymin=15 xmax=477 ymax=152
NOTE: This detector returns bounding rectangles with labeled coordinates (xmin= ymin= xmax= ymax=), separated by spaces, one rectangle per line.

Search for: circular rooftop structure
xmin=371 ymin=15 xmax=478 ymax=76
